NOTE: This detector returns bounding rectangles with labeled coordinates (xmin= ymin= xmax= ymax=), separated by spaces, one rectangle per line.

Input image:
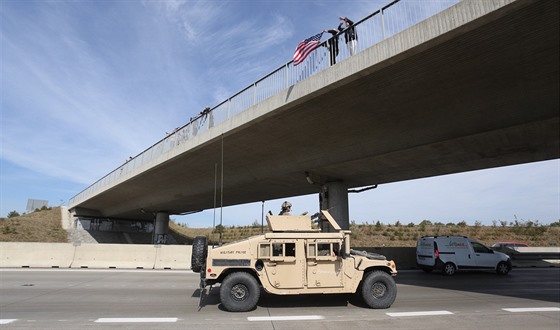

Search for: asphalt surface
xmin=0 ymin=268 xmax=559 ymax=329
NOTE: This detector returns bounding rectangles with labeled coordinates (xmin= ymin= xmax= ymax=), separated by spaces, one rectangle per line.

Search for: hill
xmin=1 ymin=207 xmax=68 ymax=243
xmin=2 ymin=208 xmax=559 ymax=247
xmin=170 ymin=219 xmax=560 ymax=247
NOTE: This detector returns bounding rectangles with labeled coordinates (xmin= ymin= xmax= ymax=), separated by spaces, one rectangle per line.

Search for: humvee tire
xmin=361 ymin=271 xmax=397 ymax=309
xmin=191 ymin=236 xmax=207 ymax=273
xmin=220 ymin=272 xmax=261 ymax=312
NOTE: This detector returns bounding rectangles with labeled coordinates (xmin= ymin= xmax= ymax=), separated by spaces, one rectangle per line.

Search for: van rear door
xmin=416 ymin=238 xmax=435 ymax=266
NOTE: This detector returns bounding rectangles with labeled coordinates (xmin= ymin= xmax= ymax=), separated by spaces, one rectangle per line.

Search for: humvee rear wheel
xmin=191 ymin=236 xmax=207 ymax=273
xmin=220 ymin=272 xmax=260 ymax=312
xmin=361 ymin=271 xmax=397 ymax=309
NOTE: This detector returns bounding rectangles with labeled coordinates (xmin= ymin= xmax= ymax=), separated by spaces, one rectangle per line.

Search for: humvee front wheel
xmin=361 ymin=271 xmax=397 ymax=309
xmin=220 ymin=272 xmax=260 ymax=312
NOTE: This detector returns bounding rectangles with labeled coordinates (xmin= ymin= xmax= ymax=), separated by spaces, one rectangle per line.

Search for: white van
xmin=416 ymin=236 xmax=512 ymax=276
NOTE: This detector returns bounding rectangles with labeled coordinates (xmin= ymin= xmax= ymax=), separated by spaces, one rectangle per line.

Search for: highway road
xmin=1 ymin=268 xmax=559 ymax=329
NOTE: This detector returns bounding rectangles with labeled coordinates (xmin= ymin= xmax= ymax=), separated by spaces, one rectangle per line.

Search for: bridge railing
xmin=69 ymin=0 xmax=459 ymax=207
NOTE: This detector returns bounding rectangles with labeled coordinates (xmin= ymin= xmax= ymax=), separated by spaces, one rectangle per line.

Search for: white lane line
xmin=0 ymin=319 xmax=18 ymax=325
xmin=387 ymin=311 xmax=454 ymax=317
xmin=94 ymin=318 xmax=178 ymax=323
xmin=248 ymin=315 xmax=325 ymax=322
xmin=503 ymin=307 xmax=560 ymax=313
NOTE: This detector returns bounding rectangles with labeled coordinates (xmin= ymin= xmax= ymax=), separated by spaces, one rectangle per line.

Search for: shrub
xmin=7 ymin=211 xmax=20 ymax=218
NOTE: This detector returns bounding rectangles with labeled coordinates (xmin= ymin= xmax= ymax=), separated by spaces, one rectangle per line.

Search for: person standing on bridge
xmin=339 ymin=16 xmax=357 ymax=56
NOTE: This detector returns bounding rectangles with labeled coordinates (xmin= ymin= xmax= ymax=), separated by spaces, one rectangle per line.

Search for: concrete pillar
xmin=320 ymin=182 xmax=349 ymax=230
xmin=154 ymin=211 xmax=169 ymax=244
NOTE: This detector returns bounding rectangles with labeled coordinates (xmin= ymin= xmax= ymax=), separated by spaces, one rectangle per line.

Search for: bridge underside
xmin=73 ymin=0 xmax=559 ymax=221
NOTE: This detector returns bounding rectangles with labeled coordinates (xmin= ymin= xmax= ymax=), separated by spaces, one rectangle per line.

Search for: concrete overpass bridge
xmin=69 ymin=0 xmax=559 ymax=242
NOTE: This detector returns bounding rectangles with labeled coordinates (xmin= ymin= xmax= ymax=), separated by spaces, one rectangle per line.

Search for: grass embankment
xmin=2 ymin=208 xmax=559 ymax=247
xmin=0 ymin=207 xmax=68 ymax=243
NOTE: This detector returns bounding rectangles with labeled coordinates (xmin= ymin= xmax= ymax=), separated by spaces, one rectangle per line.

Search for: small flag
xmin=293 ymin=32 xmax=323 ymax=66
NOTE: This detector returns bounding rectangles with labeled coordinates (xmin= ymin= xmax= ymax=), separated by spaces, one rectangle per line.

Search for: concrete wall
xmin=0 ymin=242 xmax=75 ymax=268
xmin=1 ymin=243 xmax=557 ymax=270
xmin=0 ymin=243 xmax=191 ymax=270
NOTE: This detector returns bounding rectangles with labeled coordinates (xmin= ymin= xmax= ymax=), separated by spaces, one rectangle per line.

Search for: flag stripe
xmin=293 ymin=32 xmax=323 ymax=66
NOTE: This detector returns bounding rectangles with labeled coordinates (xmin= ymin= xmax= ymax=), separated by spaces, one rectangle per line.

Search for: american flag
xmin=293 ymin=32 xmax=323 ymax=66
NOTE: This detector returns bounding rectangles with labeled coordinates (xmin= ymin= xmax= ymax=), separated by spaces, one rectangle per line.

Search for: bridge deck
xmin=70 ymin=0 xmax=559 ymax=220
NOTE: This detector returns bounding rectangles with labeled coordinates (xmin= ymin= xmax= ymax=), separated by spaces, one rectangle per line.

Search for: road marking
xmin=94 ymin=318 xmax=178 ymax=323
xmin=387 ymin=311 xmax=454 ymax=317
xmin=0 ymin=319 xmax=17 ymax=325
xmin=503 ymin=307 xmax=560 ymax=313
xmin=248 ymin=315 xmax=325 ymax=321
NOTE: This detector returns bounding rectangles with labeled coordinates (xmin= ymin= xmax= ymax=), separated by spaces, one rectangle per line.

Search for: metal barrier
xmin=69 ymin=0 xmax=460 ymax=207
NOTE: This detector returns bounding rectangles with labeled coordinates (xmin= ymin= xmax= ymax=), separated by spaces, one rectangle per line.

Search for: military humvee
xmin=191 ymin=210 xmax=397 ymax=312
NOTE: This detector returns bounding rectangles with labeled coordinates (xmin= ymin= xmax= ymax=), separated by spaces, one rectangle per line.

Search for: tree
xmin=7 ymin=211 xmax=20 ymax=218
xmin=419 ymin=220 xmax=433 ymax=226
xmin=213 ymin=224 xmax=225 ymax=234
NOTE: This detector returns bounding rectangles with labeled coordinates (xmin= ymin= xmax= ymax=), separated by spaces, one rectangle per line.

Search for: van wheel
xmin=496 ymin=261 xmax=510 ymax=275
xmin=220 ymin=272 xmax=260 ymax=312
xmin=443 ymin=262 xmax=456 ymax=276
xmin=361 ymin=271 xmax=397 ymax=309
xmin=191 ymin=236 xmax=207 ymax=273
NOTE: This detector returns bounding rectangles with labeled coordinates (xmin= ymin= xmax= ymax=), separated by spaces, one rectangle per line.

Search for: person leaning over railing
xmin=323 ymin=28 xmax=340 ymax=65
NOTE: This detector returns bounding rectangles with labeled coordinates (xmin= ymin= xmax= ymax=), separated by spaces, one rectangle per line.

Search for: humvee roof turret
xmin=266 ymin=214 xmax=318 ymax=231
xmin=191 ymin=210 xmax=397 ymax=312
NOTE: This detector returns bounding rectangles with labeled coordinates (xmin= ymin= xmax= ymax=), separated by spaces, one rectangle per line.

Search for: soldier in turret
xmin=279 ymin=201 xmax=292 ymax=215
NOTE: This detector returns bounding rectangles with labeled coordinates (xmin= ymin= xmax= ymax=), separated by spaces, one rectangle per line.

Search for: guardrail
xmin=68 ymin=0 xmax=460 ymax=207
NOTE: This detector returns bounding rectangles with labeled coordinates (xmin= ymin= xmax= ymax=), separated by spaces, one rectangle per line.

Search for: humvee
xmin=191 ymin=210 xmax=397 ymax=312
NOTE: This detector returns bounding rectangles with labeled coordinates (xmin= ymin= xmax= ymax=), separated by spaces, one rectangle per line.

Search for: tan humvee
xmin=191 ymin=210 xmax=397 ymax=312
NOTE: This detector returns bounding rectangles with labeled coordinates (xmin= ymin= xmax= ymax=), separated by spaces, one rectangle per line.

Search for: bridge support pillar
xmin=320 ymin=182 xmax=349 ymax=231
xmin=154 ymin=212 xmax=169 ymax=244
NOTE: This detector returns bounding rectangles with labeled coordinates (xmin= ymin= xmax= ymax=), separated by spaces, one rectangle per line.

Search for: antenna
xmin=219 ymin=134 xmax=224 ymax=246
xmin=213 ymin=163 xmax=217 ymax=248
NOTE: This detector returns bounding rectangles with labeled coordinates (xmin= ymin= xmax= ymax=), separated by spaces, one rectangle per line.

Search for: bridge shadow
xmin=397 ymin=269 xmax=560 ymax=303
xmin=194 ymin=269 xmax=560 ymax=312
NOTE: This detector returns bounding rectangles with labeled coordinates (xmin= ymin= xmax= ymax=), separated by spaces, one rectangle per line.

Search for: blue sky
xmin=1 ymin=0 xmax=558 ymax=227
